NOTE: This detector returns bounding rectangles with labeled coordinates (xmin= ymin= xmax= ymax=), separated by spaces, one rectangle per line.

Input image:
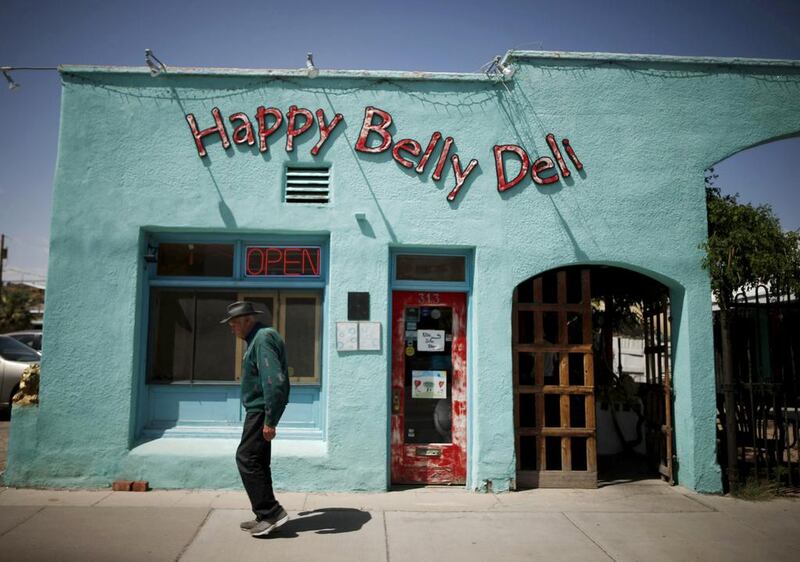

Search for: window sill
xmin=140 ymin=423 xmax=323 ymax=441
xmin=131 ymin=433 xmax=328 ymax=458
xmin=147 ymin=381 xmax=322 ymax=387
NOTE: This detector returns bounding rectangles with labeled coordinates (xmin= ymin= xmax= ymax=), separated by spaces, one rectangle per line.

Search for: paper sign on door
xmin=412 ymin=370 xmax=447 ymax=399
xmin=417 ymin=329 xmax=445 ymax=352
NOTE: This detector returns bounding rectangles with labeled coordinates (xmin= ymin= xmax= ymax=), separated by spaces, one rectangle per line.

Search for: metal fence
xmin=714 ymin=285 xmax=800 ymax=491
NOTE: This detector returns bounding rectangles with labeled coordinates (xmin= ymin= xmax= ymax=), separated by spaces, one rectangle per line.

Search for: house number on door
xmin=417 ymin=293 xmax=441 ymax=305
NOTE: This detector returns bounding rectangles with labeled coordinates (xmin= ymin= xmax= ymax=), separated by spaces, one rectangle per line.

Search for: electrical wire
xmin=0 ymin=66 xmax=57 ymax=71
xmin=2 ymin=235 xmax=50 ymax=251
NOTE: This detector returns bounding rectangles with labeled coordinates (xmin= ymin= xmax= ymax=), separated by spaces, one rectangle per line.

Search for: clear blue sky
xmin=1 ymin=0 xmax=799 ymax=283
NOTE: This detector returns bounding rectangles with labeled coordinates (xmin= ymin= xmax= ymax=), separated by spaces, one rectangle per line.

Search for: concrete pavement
xmin=0 ymin=480 xmax=798 ymax=561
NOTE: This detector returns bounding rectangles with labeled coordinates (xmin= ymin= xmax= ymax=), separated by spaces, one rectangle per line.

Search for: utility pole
xmin=0 ymin=233 xmax=6 ymax=302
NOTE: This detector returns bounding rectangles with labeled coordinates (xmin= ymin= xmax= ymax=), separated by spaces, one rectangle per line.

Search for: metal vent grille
xmin=285 ymin=167 xmax=330 ymax=204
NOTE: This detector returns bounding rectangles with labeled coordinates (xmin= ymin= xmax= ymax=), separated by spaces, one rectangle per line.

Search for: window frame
xmin=389 ymin=248 xmax=473 ymax=292
xmin=234 ymin=290 xmax=322 ymax=385
xmin=234 ymin=290 xmax=279 ymax=383
xmin=136 ymin=233 xmax=328 ymax=440
xmin=147 ymin=233 xmax=327 ymax=290
xmin=155 ymin=242 xmax=236 ymax=278
xmin=145 ymin=233 xmax=327 ymax=388
xmin=279 ymin=291 xmax=322 ymax=385
xmin=146 ymin=287 xmax=240 ymax=384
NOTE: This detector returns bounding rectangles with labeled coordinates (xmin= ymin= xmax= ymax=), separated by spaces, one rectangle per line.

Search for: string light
xmin=0 ymin=66 xmax=57 ymax=90
xmin=482 ymin=55 xmax=516 ymax=80
xmin=2 ymin=68 xmax=19 ymax=90
xmin=145 ymin=49 xmax=167 ymax=77
xmin=306 ymin=52 xmax=319 ymax=79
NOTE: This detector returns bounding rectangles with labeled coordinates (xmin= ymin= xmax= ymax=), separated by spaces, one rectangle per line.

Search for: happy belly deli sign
xmin=185 ymin=106 xmax=584 ymax=202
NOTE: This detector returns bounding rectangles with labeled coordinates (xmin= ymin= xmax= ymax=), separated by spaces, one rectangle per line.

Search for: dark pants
xmin=236 ymin=411 xmax=281 ymax=520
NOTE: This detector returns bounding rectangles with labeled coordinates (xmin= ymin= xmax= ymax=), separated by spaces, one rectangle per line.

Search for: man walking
xmin=222 ymin=301 xmax=291 ymax=537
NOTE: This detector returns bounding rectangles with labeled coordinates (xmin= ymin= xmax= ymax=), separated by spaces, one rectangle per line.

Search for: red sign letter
xmin=266 ymin=248 xmax=283 ymax=274
xmin=245 ymin=246 xmax=321 ymax=277
xmin=302 ymin=248 xmax=320 ymax=276
xmin=256 ymin=107 xmax=283 ymax=153
xmin=494 ymin=144 xmax=530 ymax=192
xmin=185 ymin=107 xmax=231 ymax=157
xmin=229 ymin=112 xmax=255 ymax=146
xmin=531 ymin=156 xmax=559 ymax=185
xmin=283 ymin=248 xmax=301 ymax=275
xmin=355 ymin=106 xmax=393 ymax=153
xmin=546 ymin=133 xmax=570 ymax=178
xmin=311 ymin=109 xmax=343 ymax=156
xmin=561 ymin=138 xmax=584 ymax=171
xmin=432 ymin=136 xmax=454 ymax=181
xmin=286 ymin=106 xmax=314 ymax=152
xmin=246 ymin=247 xmax=266 ymax=276
xmin=416 ymin=131 xmax=442 ymax=174
xmin=447 ymin=154 xmax=479 ymax=202
xmin=392 ymin=139 xmax=422 ymax=169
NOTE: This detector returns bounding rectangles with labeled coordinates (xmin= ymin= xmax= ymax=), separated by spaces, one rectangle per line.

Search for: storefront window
xmin=396 ymin=254 xmax=466 ymax=282
xmin=157 ymin=243 xmax=234 ymax=277
xmin=142 ymin=236 xmax=326 ymax=436
xmin=149 ymin=288 xmax=322 ymax=385
xmin=232 ymin=291 xmax=321 ymax=384
xmin=149 ymin=290 xmax=236 ymax=382
xmin=146 ymin=237 xmax=325 ymax=387
xmin=282 ymin=294 xmax=320 ymax=382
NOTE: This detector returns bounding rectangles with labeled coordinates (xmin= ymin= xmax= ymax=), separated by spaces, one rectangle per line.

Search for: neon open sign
xmin=245 ymin=246 xmax=321 ymax=277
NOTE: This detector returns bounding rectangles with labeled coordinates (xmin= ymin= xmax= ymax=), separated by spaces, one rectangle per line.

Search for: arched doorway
xmin=512 ymin=266 xmax=674 ymax=488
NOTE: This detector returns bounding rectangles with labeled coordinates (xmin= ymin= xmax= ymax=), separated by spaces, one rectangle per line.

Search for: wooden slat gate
xmin=643 ymin=297 xmax=675 ymax=484
xmin=513 ymin=268 xmax=597 ymax=488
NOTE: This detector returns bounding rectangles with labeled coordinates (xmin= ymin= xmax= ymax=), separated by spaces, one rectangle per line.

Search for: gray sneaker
xmin=250 ymin=507 xmax=289 ymax=537
xmin=240 ymin=519 xmax=259 ymax=532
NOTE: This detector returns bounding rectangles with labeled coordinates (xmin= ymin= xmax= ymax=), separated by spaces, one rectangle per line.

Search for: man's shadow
xmin=258 ymin=508 xmax=371 ymax=540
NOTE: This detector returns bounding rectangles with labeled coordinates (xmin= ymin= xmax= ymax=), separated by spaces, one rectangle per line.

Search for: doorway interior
xmin=513 ymin=265 xmax=674 ymax=488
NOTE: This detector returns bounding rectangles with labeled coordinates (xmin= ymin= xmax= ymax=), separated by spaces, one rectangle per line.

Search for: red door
xmin=391 ymin=291 xmax=467 ymax=485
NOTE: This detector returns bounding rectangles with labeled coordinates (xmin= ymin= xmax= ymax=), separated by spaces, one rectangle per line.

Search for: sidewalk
xmin=0 ymin=480 xmax=798 ymax=561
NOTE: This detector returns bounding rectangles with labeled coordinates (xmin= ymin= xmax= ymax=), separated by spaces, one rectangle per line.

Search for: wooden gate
xmin=643 ymin=297 xmax=674 ymax=483
xmin=513 ymin=268 xmax=597 ymax=488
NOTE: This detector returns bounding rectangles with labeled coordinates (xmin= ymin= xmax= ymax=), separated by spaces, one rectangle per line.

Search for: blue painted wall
xmin=6 ymin=52 xmax=800 ymax=493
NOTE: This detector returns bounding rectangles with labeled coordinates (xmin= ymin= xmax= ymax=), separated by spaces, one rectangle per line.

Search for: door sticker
xmin=418 ymin=329 xmax=445 ymax=352
xmin=412 ymin=370 xmax=447 ymax=399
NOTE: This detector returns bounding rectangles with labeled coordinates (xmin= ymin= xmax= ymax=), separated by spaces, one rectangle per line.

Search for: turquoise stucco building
xmin=6 ymin=51 xmax=800 ymax=493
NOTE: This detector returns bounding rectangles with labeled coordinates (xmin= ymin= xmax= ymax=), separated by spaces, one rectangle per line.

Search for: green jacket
xmin=240 ymin=323 xmax=290 ymax=427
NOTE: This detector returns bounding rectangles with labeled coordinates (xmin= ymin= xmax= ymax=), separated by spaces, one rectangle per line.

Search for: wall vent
xmin=285 ymin=167 xmax=330 ymax=204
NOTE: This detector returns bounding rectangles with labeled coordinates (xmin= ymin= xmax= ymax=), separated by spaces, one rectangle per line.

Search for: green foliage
xmin=0 ymin=285 xmax=34 ymax=332
xmin=702 ymin=178 xmax=800 ymax=310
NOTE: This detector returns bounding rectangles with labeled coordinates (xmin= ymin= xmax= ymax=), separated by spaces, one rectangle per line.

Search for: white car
xmin=4 ymin=330 xmax=42 ymax=352
xmin=0 ymin=335 xmax=40 ymax=413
